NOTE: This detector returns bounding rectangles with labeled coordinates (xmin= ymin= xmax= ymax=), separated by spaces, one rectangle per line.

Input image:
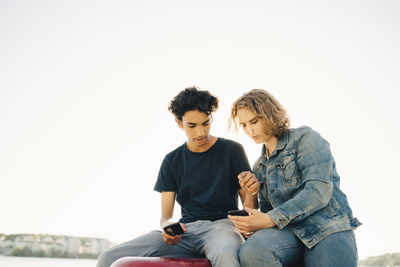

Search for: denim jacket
xmin=253 ymin=126 xmax=361 ymax=248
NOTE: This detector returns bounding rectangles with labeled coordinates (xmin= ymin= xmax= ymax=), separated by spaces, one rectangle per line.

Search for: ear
xmin=176 ymin=118 xmax=183 ymax=129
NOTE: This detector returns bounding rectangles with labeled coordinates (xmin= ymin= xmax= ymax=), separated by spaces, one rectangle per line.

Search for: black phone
xmin=228 ymin=209 xmax=249 ymax=216
xmin=163 ymin=222 xmax=184 ymax=236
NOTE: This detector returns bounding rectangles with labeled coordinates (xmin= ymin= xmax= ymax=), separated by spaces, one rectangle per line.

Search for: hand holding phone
xmin=163 ymin=222 xmax=185 ymax=236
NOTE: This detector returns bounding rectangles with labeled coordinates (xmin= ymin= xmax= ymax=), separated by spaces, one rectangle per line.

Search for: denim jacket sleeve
xmin=267 ymin=127 xmax=335 ymax=229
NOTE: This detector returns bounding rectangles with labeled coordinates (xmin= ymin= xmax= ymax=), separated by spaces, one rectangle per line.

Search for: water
xmin=0 ymin=256 xmax=97 ymax=267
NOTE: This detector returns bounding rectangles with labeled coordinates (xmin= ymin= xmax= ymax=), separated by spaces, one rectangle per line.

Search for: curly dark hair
xmin=168 ymin=87 xmax=219 ymax=121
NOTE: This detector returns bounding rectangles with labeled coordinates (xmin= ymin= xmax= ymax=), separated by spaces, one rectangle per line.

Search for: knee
xmin=239 ymin=241 xmax=279 ymax=267
xmin=216 ymin=244 xmax=240 ymax=258
xmin=96 ymin=248 xmax=116 ymax=267
xmin=239 ymin=241 xmax=257 ymax=266
xmin=207 ymin=243 xmax=241 ymax=266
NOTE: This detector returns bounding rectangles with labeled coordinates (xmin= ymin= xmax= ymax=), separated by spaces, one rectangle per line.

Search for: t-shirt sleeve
xmin=230 ymin=142 xmax=251 ymax=190
xmin=153 ymin=156 xmax=177 ymax=192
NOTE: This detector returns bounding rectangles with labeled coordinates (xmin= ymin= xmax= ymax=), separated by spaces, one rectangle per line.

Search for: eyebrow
xmin=239 ymin=116 xmax=258 ymax=125
xmin=186 ymin=119 xmax=210 ymax=126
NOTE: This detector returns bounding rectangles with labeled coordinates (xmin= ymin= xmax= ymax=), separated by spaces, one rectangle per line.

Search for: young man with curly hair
xmin=97 ymin=87 xmax=258 ymax=267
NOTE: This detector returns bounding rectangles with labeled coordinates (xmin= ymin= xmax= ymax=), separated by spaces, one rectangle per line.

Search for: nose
xmin=197 ymin=126 xmax=205 ymax=136
xmin=244 ymin=126 xmax=253 ymax=136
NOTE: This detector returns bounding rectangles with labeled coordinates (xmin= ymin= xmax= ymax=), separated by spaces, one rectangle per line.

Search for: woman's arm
xmin=268 ymin=127 xmax=334 ymax=229
xmin=231 ymin=128 xmax=335 ymax=233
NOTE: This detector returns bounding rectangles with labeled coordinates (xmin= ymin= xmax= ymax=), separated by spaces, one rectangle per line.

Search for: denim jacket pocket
xmin=276 ymin=153 xmax=300 ymax=187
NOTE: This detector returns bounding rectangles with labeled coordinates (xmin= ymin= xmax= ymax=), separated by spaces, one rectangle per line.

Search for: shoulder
xmin=290 ymin=125 xmax=315 ymax=134
xmin=215 ymin=137 xmax=246 ymax=155
xmin=289 ymin=126 xmax=323 ymax=141
xmin=162 ymin=143 xmax=185 ymax=164
xmin=288 ymin=126 xmax=329 ymax=150
xmin=216 ymin=137 xmax=243 ymax=149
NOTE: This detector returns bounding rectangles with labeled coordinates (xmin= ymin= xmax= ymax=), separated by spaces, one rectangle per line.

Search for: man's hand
xmin=228 ymin=207 xmax=275 ymax=234
xmin=238 ymin=171 xmax=260 ymax=196
xmin=161 ymin=222 xmax=187 ymax=245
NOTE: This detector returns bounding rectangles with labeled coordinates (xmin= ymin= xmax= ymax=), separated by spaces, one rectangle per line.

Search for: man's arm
xmin=239 ymin=188 xmax=258 ymax=209
xmin=160 ymin=191 xmax=176 ymax=228
xmin=160 ymin=191 xmax=187 ymax=245
xmin=238 ymin=171 xmax=259 ymax=209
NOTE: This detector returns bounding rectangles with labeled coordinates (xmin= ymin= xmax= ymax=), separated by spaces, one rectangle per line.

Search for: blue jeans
xmin=239 ymin=227 xmax=357 ymax=267
xmin=96 ymin=218 xmax=244 ymax=267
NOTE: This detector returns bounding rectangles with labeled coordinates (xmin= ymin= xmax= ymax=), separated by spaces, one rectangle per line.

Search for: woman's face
xmin=237 ymin=108 xmax=271 ymax=144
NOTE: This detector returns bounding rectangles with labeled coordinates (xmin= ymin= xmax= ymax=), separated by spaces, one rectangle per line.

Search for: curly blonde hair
xmin=230 ymin=89 xmax=290 ymax=138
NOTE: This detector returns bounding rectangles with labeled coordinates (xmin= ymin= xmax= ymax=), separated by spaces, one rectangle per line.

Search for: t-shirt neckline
xmin=184 ymin=137 xmax=220 ymax=155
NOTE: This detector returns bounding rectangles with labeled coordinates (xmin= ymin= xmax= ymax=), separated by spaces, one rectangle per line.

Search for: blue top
xmin=253 ymin=126 xmax=361 ymax=248
xmin=154 ymin=137 xmax=251 ymax=223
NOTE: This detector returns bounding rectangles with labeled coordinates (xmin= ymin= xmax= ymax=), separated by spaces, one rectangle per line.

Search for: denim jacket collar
xmin=261 ymin=130 xmax=289 ymax=158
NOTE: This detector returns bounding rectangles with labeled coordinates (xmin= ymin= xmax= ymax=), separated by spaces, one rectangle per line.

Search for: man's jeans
xmin=239 ymin=227 xmax=358 ymax=267
xmin=96 ymin=218 xmax=244 ymax=267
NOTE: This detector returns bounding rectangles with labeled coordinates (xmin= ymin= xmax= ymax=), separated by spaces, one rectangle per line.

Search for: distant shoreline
xmin=0 ymin=233 xmax=114 ymax=260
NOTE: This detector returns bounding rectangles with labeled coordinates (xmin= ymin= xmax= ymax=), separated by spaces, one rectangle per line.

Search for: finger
xmin=180 ymin=223 xmax=187 ymax=232
xmin=239 ymin=173 xmax=251 ymax=184
xmin=247 ymin=183 xmax=260 ymax=195
xmin=243 ymin=232 xmax=254 ymax=238
xmin=244 ymin=207 xmax=259 ymax=214
xmin=237 ymin=171 xmax=248 ymax=180
xmin=238 ymin=171 xmax=254 ymax=184
xmin=243 ymin=178 xmax=258 ymax=191
xmin=239 ymin=181 xmax=249 ymax=191
xmin=239 ymin=228 xmax=251 ymax=234
xmin=247 ymin=181 xmax=258 ymax=190
xmin=243 ymin=179 xmax=256 ymax=189
xmin=228 ymin=216 xmax=243 ymax=229
xmin=167 ymin=235 xmax=180 ymax=244
xmin=162 ymin=232 xmax=174 ymax=239
xmin=229 ymin=219 xmax=244 ymax=233
xmin=241 ymin=172 xmax=255 ymax=182
xmin=233 ymin=222 xmax=251 ymax=233
xmin=228 ymin=215 xmax=249 ymax=224
xmin=163 ymin=231 xmax=179 ymax=242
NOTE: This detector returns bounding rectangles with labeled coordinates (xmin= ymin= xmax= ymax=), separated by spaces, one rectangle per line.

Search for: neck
xmin=264 ymin=136 xmax=278 ymax=157
xmin=187 ymin=135 xmax=217 ymax=152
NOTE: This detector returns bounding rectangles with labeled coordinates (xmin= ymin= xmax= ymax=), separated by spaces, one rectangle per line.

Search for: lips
xmin=195 ymin=137 xmax=206 ymax=143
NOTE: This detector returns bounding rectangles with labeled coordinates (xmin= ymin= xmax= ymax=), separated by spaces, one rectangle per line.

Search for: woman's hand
xmin=238 ymin=171 xmax=260 ymax=196
xmin=228 ymin=207 xmax=276 ymax=234
xmin=161 ymin=222 xmax=187 ymax=245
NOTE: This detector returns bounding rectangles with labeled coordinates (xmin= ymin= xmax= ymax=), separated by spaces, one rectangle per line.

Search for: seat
xmin=111 ymin=257 xmax=212 ymax=267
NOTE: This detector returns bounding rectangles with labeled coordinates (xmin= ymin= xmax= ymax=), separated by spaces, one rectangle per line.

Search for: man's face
xmin=237 ymin=108 xmax=271 ymax=144
xmin=177 ymin=110 xmax=212 ymax=149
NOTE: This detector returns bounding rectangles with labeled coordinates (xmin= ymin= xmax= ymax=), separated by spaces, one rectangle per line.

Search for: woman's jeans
xmin=96 ymin=218 xmax=244 ymax=267
xmin=239 ymin=227 xmax=358 ymax=267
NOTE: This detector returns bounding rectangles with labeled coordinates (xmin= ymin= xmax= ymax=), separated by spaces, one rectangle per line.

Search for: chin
xmin=253 ymin=138 xmax=264 ymax=144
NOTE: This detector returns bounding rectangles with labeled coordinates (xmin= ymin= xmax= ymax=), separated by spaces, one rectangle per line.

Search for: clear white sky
xmin=1 ymin=0 xmax=399 ymax=260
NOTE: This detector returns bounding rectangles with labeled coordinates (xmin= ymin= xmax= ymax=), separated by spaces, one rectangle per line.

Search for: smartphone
xmin=163 ymin=222 xmax=185 ymax=236
xmin=228 ymin=209 xmax=249 ymax=216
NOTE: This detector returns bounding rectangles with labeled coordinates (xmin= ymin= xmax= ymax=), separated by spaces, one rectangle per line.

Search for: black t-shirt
xmin=154 ymin=137 xmax=251 ymax=223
